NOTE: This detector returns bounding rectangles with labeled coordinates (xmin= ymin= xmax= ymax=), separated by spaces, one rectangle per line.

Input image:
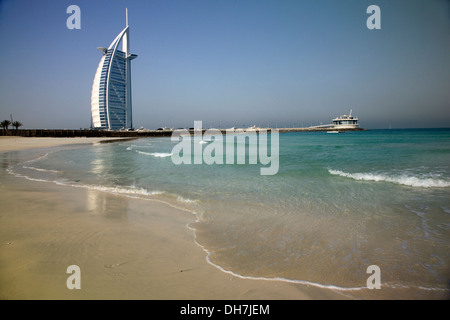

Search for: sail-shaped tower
xmin=91 ymin=9 xmax=137 ymax=130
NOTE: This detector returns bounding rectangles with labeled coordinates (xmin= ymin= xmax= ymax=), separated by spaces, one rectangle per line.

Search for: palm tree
xmin=12 ymin=121 xmax=23 ymax=135
xmin=1 ymin=120 xmax=11 ymax=135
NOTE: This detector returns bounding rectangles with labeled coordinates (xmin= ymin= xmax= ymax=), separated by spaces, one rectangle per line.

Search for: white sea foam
xmin=7 ymin=164 xmax=163 ymax=199
xmin=22 ymin=166 xmax=62 ymax=174
xmin=328 ymin=169 xmax=450 ymax=188
xmin=20 ymin=152 xmax=50 ymax=164
xmin=177 ymin=196 xmax=198 ymax=203
xmin=6 ymin=166 xmax=51 ymax=183
xmin=136 ymin=150 xmax=172 ymax=158
xmin=150 ymin=152 xmax=173 ymax=158
xmin=70 ymin=183 xmax=164 ymax=197
xmin=124 ymin=143 xmax=152 ymax=148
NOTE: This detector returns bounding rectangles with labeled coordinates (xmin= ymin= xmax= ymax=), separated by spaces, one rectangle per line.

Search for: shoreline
xmin=0 ymin=137 xmax=351 ymax=300
xmin=1 ymin=137 xmax=447 ymax=300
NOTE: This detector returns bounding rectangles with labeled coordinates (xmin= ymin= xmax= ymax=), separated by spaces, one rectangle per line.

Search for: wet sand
xmin=0 ymin=137 xmax=351 ymax=300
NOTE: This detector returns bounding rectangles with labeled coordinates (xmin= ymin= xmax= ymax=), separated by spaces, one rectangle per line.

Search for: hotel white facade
xmin=91 ymin=10 xmax=137 ymax=130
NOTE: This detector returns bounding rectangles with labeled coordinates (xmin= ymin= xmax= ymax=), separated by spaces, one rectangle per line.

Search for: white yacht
xmin=332 ymin=110 xmax=359 ymax=129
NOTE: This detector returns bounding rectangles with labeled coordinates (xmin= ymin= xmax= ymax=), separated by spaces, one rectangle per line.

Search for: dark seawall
xmin=1 ymin=127 xmax=365 ymax=138
xmin=0 ymin=129 xmax=173 ymax=138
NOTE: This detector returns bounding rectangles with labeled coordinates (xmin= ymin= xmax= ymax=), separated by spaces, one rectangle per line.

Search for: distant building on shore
xmin=91 ymin=9 xmax=137 ymax=130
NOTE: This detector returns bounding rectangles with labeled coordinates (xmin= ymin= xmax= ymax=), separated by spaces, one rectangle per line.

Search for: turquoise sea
xmin=8 ymin=128 xmax=450 ymax=298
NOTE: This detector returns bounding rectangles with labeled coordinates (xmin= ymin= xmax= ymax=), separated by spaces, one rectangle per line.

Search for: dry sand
xmin=0 ymin=137 xmax=351 ymax=300
xmin=0 ymin=136 xmax=129 ymax=152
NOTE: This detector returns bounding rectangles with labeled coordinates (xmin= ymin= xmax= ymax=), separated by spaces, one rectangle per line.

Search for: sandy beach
xmin=0 ymin=137 xmax=352 ymax=300
xmin=0 ymin=136 xmax=132 ymax=152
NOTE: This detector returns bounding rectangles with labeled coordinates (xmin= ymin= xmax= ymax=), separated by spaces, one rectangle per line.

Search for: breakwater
xmin=0 ymin=129 xmax=173 ymax=138
xmin=0 ymin=127 xmax=365 ymax=138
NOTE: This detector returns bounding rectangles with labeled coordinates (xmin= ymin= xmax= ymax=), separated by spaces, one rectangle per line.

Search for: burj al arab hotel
xmin=91 ymin=9 xmax=137 ymax=130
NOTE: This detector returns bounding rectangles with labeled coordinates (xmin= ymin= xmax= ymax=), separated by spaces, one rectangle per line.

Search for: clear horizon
xmin=0 ymin=0 xmax=449 ymax=130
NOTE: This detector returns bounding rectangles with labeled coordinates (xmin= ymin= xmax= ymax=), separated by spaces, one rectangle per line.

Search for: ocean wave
xmin=125 ymin=144 xmax=152 ymax=150
xmin=62 ymin=183 xmax=165 ymax=197
xmin=22 ymin=166 xmax=62 ymax=174
xmin=177 ymin=196 xmax=198 ymax=203
xmin=135 ymin=150 xmax=172 ymax=158
xmin=7 ymin=164 xmax=164 ymax=198
xmin=20 ymin=152 xmax=51 ymax=164
xmin=6 ymin=166 xmax=52 ymax=183
xmin=328 ymin=169 xmax=450 ymax=188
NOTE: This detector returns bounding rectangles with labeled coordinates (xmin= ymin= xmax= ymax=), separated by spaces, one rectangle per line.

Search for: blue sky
xmin=0 ymin=0 xmax=449 ymax=129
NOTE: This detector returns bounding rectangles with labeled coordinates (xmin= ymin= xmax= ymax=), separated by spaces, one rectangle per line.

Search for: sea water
xmin=8 ymin=128 xmax=450 ymax=297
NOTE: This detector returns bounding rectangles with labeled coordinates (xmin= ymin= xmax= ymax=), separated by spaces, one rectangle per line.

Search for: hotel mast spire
xmin=123 ymin=8 xmax=130 ymax=56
